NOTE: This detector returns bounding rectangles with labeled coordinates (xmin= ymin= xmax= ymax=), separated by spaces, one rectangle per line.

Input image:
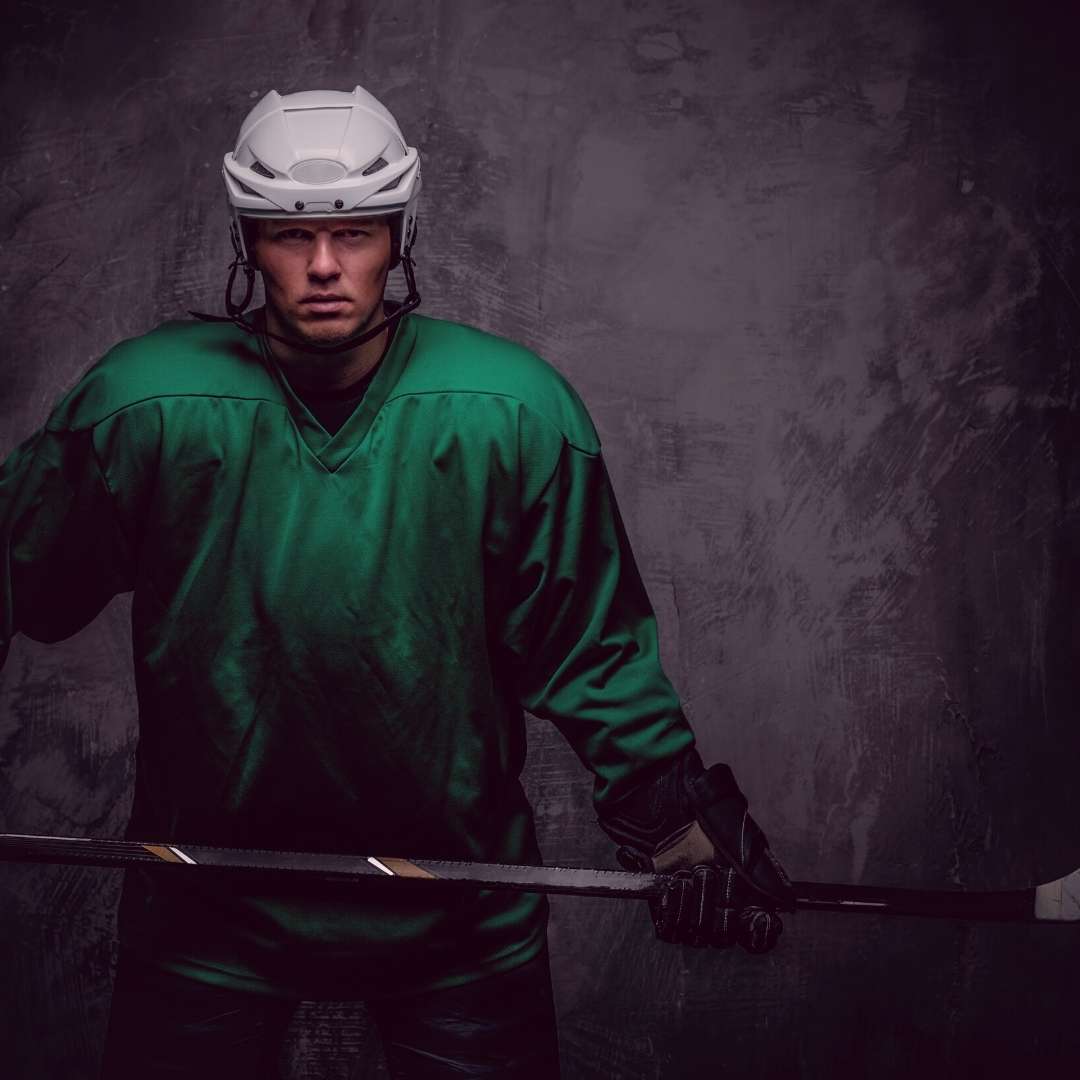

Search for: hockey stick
xmin=0 ymin=832 xmax=1077 ymax=924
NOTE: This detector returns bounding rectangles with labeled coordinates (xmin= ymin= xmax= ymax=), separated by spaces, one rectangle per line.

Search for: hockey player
xmin=0 ymin=85 xmax=794 ymax=1079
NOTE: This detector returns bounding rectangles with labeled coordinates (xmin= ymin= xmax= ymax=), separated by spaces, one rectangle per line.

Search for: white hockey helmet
xmin=222 ymin=85 xmax=421 ymax=269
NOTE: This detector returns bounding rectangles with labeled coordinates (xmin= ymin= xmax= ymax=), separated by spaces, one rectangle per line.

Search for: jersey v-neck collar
xmin=254 ymin=308 xmax=417 ymax=472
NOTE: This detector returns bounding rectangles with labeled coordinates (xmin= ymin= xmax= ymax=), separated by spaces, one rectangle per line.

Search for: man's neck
xmin=263 ymin=301 xmax=389 ymax=392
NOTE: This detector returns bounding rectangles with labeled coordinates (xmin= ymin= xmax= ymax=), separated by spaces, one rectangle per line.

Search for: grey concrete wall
xmin=2 ymin=0 xmax=1078 ymax=1076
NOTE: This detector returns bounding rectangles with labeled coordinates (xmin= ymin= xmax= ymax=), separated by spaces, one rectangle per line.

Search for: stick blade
xmin=1034 ymin=868 xmax=1080 ymax=922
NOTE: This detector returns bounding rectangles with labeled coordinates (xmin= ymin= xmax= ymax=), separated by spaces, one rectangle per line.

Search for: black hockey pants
xmin=98 ymin=947 xmax=561 ymax=1078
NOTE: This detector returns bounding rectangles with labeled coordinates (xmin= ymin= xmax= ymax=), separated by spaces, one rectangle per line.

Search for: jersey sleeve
xmin=0 ymin=421 xmax=135 ymax=669
xmin=495 ymin=428 xmax=695 ymax=809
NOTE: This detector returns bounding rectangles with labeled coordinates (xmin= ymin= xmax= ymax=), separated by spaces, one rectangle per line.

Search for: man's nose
xmin=308 ymin=234 xmax=341 ymax=278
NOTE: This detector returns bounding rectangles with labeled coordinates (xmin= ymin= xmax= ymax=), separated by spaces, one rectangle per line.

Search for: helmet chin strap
xmin=189 ymin=243 xmax=421 ymax=356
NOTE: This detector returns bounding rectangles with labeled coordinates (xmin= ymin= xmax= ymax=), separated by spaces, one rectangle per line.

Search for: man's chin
xmin=278 ymin=307 xmax=376 ymax=349
xmin=293 ymin=318 xmax=357 ymax=347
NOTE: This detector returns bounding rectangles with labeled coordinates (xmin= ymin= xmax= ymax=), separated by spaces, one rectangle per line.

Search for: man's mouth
xmin=301 ymin=296 xmax=350 ymax=313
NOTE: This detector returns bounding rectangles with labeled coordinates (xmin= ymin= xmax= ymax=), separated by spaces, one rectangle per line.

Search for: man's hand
xmin=597 ymin=748 xmax=794 ymax=953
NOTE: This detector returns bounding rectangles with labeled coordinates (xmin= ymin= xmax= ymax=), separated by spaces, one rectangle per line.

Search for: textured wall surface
xmin=2 ymin=0 xmax=1078 ymax=1077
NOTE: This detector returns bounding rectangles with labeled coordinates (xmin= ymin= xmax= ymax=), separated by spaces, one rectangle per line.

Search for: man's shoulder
xmin=47 ymin=318 xmax=273 ymax=431
xmin=398 ymin=315 xmax=601 ymax=453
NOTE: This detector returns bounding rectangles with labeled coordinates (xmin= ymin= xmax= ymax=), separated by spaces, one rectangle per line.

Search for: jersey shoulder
xmin=394 ymin=315 xmax=601 ymax=454
xmin=47 ymin=319 xmax=274 ymax=432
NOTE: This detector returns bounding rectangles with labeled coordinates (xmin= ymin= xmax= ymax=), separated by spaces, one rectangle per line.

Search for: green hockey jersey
xmin=0 ymin=310 xmax=694 ymax=999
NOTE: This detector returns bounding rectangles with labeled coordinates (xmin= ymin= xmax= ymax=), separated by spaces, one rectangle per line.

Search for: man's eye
xmin=337 ymin=229 xmax=370 ymax=240
xmin=276 ymin=229 xmax=309 ymax=241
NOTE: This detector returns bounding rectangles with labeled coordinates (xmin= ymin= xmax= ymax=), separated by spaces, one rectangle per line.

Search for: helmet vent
xmin=238 ymin=180 xmax=265 ymax=198
xmin=362 ymin=156 xmax=388 ymax=176
xmin=290 ymin=159 xmax=348 ymax=185
xmin=250 ymin=160 xmax=275 ymax=179
xmin=377 ymin=174 xmax=402 ymax=193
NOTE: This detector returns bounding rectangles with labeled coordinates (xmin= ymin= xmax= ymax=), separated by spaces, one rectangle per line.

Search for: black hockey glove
xmin=597 ymin=748 xmax=794 ymax=953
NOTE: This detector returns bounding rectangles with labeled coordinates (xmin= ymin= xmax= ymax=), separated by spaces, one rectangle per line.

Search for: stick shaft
xmin=793 ymin=880 xmax=1036 ymax=921
xmin=0 ymin=832 xmax=1072 ymax=923
xmin=0 ymin=833 xmax=658 ymax=898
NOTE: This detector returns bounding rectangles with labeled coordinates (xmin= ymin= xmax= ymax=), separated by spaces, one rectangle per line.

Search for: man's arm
xmin=0 ymin=418 xmax=134 ymax=669
xmin=495 ymin=432 xmax=694 ymax=805
xmin=492 ymin=417 xmax=792 ymax=951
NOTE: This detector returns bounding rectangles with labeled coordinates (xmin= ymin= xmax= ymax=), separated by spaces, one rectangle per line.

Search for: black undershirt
xmin=286 ymin=321 xmax=398 ymax=436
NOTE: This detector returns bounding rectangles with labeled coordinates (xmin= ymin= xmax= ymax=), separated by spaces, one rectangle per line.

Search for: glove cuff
xmin=598 ymin=747 xmax=795 ymax=912
xmin=595 ymin=748 xmax=704 ymax=857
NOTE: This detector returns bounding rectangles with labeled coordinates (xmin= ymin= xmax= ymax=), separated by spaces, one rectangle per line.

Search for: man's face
xmin=252 ymin=216 xmax=392 ymax=346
